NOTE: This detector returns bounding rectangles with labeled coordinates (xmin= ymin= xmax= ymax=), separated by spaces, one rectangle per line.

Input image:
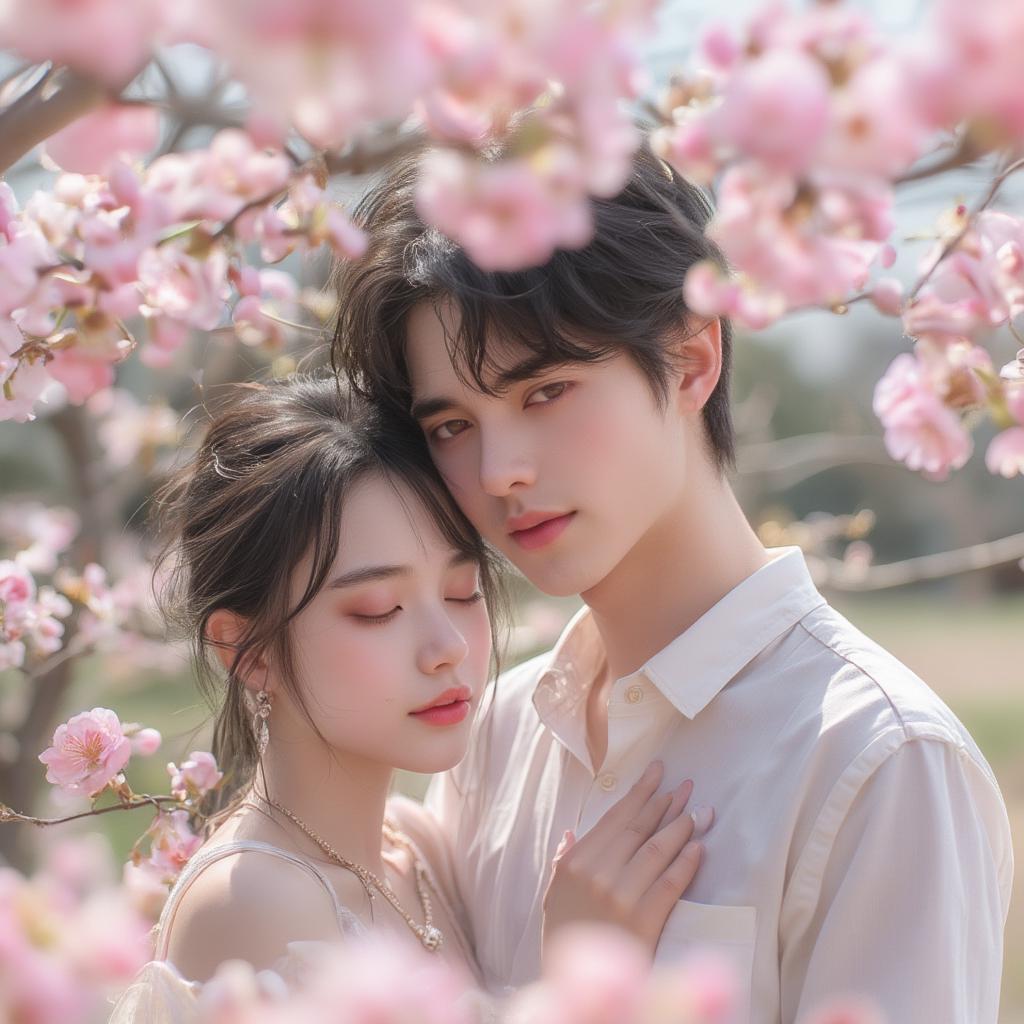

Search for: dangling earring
xmin=253 ymin=689 xmax=272 ymax=756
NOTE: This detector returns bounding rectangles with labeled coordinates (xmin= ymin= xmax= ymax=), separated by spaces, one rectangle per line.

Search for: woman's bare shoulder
xmin=163 ymin=847 xmax=342 ymax=983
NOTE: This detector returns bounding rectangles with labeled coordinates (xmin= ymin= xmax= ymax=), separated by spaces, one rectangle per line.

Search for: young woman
xmin=111 ymin=371 xmax=707 ymax=1019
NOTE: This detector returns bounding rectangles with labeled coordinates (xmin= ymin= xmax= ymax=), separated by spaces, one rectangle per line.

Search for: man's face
xmin=405 ymin=302 xmax=694 ymax=598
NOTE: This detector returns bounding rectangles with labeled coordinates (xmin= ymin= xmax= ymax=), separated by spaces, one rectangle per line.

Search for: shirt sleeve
xmin=780 ymin=735 xmax=1013 ymax=1024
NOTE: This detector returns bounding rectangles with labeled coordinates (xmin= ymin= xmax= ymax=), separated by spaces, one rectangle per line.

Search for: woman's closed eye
xmin=447 ymin=591 xmax=484 ymax=605
xmin=351 ymin=606 xmax=401 ymax=625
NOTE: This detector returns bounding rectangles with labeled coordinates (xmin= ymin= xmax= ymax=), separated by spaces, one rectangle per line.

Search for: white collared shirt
xmin=426 ymin=548 xmax=1013 ymax=1022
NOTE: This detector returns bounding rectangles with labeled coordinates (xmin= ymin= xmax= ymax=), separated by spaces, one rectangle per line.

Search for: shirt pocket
xmin=654 ymin=899 xmax=757 ymax=1018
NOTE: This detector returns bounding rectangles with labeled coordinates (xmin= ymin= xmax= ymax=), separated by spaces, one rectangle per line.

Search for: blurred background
xmin=1 ymin=0 xmax=1021 ymax=1018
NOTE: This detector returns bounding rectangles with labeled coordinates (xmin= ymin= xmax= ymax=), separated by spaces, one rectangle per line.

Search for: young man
xmin=334 ymin=146 xmax=1013 ymax=1023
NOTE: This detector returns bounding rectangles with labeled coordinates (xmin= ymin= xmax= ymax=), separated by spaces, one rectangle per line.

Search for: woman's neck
xmin=254 ymin=743 xmax=394 ymax=878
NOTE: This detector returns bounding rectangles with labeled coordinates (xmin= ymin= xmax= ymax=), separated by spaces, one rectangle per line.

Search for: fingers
xmin=580 ymin=760 xmax=666 ymax=848
xmin=615 ymin=794 xmax=698 ymax=906
xmin=603 ymin=777 xmax=692 ymax=869
xmin=633 ymin=839 xmax=704 ymax=931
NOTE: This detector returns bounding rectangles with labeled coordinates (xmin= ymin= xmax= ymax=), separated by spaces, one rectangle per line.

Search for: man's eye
xmin=525 ymin=382 xmax=570 ymax=406
xmin=432 ymin=419 xmax=470 ymax=441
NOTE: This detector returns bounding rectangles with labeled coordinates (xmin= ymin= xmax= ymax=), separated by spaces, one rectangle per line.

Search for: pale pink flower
xmin=129 ymin=727 xmax=163 ymax=757
xmin=143 ymin=810 xmax=203 ymax=884
xmin=168 ymin=751 xmax=223 ymax=802
xmin=873 ymin=353 xmax=973 ymax=479
xmin=985 ymin=427 xmax=1024 ymax=478
xmin=0 ymin=0 xmax=163 ymax=87
xmin=138 ymin=246 xmax=229 ymax=330
xmin=232 ymin=268 xmax=298 ymax=348
xmin=0 ymin=639 xmax=26 ymax=669
xmin=869 ymin=278 xmax=904 ymax=316
xmin=1006 ymin=384 xmax=1024 ymax=425
xmin=0 ymin=502 xmax=78 ymax=574
xmin=88 ymin=388 xmax=180 ymax=468
xmin=539 ymin=924 xmax=649 ymax=1024
xmin=417 ymin=149 xmax=591 ymax=272
xmin=0 ymin=559 xmax=35 ymax=607
xmin=820 ymin=55 xmax=928 ymax=178
xmin=46 ymin=346 xmax=118 ymax=405
xmin=140 ymin=317 xmax=190 ymax=369
xmin=42 ymin=103 xmax=160 ymax=176
xmin=38 ymin=708 xmax=132 ymax=797
xmin=714 ymin=50 xmax=831 ymax=175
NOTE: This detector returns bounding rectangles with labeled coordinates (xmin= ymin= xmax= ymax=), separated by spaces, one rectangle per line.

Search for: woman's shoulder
xmin=163 ymin=843 xmax=347 ymax=982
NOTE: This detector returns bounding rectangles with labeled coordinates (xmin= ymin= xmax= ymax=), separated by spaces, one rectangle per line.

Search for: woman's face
xmin=272 ymin=473 xmax=492 ymax=774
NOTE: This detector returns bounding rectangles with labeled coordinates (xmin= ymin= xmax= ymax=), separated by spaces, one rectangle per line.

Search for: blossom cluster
xmin=0 ymin=130 xmax=361 ymax=422
xmin=0 ymin=836 xmax=153 ymax=1024
xmin=0 ymin=501 xmax=175 ymax=672
xmin=23 ymin=704 xmax=221 ymax=927
xmin=872 ymin=210 xmax=1024 ymax=478
xmin=649 ymin=0 xmax=1024 ymax=479
xmin=162 ymin=925 xmax=879 ymax=1024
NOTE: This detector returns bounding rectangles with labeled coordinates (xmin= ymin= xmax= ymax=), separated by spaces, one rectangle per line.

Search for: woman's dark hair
xmin=152 ymin=372 xmax=504 ymax=814
xmin=332 ymin=140 xmax=735 ymax=471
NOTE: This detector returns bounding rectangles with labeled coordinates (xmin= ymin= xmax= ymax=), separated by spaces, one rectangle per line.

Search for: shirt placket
xmin=575 ymin=675 xmax=663 ymax=835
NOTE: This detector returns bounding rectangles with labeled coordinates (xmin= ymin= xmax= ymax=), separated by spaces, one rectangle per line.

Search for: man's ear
xmin=205 ymin=609 xmax=270 ymax=694
xmin=671 ymin=317 xmax=723 ymax=416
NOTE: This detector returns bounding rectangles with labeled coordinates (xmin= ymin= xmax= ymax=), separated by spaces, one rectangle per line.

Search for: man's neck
xmin=582 ymin=474 xmax=769 ymax=693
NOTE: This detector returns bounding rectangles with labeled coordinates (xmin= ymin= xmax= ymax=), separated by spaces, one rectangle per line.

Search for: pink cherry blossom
xmin=869 ymin=278 xmax=904 ymax=317
xmin=0 ymin=0 xmax=163 ymax=87
xmin=87 ymin=388 xmax=180 ymax=468
xmin=168 ymin=751 xmax=223 ymax=802
xmin=417 ymin=148 xmax=592 ymax=272
xmin=985 ymin=426 xmax=1024 ymax=478
xmin=0 ymin=559 xmax=35 ymax=606
xmin=142 ymin=810 xmax=203 ymax=884
xmin=0 ymin=502 xmax=79 ymax=574
xmin=539 ymin=924 xmax=649 ymax=1024
xmin=42 ymin=103 xmax=160 ymax=176
xmin=873 ymin=352 xmax=973 ymax=479
xmin=138 ymin=246 xmax=230 ymax=331
xmin=38 ymin=707 xmax=132 ymax=797
xmin=714 ymin=50 xmax=831 ymax=176
xmin=129 ymin=727 xmax=163 ymax=757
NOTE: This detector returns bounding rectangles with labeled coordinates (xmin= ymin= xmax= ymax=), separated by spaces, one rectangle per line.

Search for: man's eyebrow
xmin=328 ymin=552 xmax=476 ymax=589
xmin=409 ymin=396 xmax=457 ymax=422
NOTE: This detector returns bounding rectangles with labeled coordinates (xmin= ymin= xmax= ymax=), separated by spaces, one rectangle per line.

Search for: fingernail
xmin=690 ymin=804 xmax=714 ymax=836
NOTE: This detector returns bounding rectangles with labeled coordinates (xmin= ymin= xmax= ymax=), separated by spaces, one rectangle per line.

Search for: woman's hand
xmin=540 ymin=761 xmax=712 ymax=960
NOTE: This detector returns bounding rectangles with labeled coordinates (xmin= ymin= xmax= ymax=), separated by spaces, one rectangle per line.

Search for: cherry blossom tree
xmin=1 ymin=0 xmax=1023 ymax=1020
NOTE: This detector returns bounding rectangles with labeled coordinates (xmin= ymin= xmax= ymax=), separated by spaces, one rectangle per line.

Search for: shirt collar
xmin=642 ymin=547 xmax=827 ymax=718
xmin=532 ymin=548 xmax=827 ymax=750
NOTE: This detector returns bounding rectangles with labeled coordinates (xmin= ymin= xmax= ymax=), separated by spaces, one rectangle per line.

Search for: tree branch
xmin=0 ymin=66 xmax=109 ymax=173
xmin=809 ymin=531 xmax=1024 ymax=591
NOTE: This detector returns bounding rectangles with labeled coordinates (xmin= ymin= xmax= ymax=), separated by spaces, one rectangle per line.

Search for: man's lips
xmin=507 ymin=511 xmax=576 ymax=551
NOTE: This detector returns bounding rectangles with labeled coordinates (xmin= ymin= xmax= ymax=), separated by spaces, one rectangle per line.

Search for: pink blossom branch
xmin=810 ymin=530 xmax=1024 ymax=592
xmin=0 ymin=794 xmax=179 ymax=828
xmin=907 ymin=154 xmax=1024 ymax=303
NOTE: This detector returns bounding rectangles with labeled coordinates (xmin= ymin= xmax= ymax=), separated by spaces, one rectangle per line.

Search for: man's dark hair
xmin=333 ymin=141 xmax=736 ymax=471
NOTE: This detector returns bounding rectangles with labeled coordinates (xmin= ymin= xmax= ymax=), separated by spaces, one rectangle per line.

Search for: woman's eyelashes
xmin=524 ymin=380 xmax=572 ymax=406
xmin=348 ymin=590 xmax=483 ymax=625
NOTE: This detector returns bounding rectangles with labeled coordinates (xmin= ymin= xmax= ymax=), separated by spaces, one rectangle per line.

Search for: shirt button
xmin=626 ymin=685 xmax=644 ymax=704
xmin=598 ymin=773 xmax=617 ymax=792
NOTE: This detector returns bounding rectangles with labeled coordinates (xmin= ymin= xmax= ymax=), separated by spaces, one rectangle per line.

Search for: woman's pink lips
xmin=509 ymin=512 xmax=576 ymax=550
xmin=409 ymin=700 xmax=470 ymax=726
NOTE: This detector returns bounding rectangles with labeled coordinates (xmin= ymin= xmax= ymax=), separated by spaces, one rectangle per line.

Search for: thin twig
xmin=906 ymin=155 xmax=1024 ymax=304
xmin=1 ymin=795 xmax=179 ymax=828
xmin=809 ymin=530 xmax=1024 ymax=592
